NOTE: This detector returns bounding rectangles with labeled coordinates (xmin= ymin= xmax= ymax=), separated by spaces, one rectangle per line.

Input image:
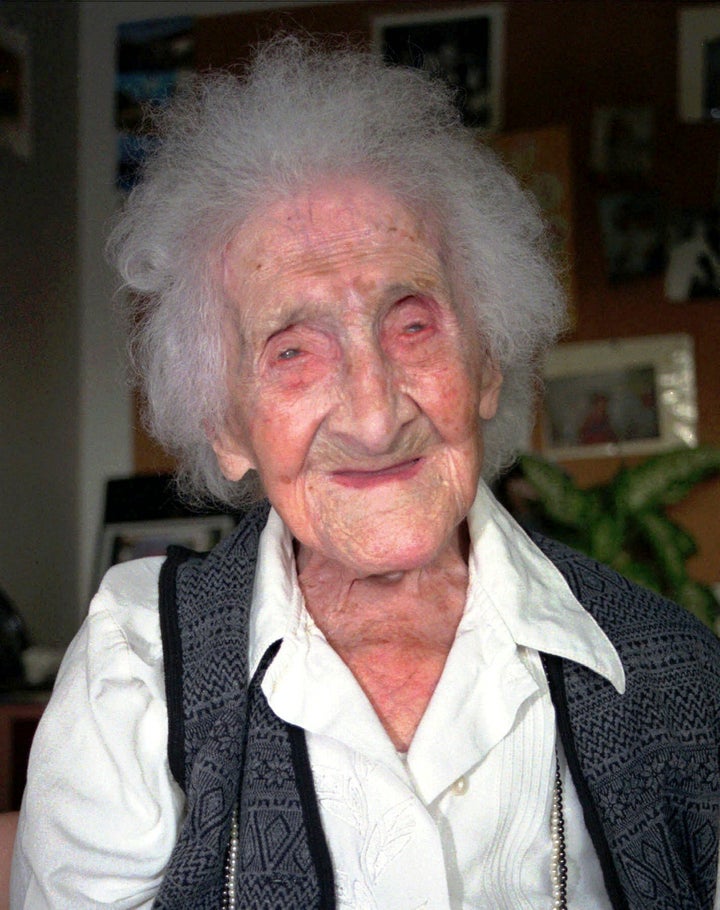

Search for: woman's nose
xmin=330 ymin=346 xmax=414 ymax=454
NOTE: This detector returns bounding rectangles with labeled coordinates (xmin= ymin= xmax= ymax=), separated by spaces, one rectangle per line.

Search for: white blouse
xmin=10 ymin=484 xmax=649 ymax=909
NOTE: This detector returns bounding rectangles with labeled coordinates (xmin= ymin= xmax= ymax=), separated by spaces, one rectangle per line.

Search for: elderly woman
xmin=11 ymin=37 xmax=720 ymax=910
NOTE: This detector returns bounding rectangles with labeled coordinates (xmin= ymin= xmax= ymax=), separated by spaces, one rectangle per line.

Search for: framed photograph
xmin=678 ymin=6 xmax=720 ymax=122
xmin=665 ymin=208 xmax=720 ymax=301
xmin=598 ymin=192 xmax=665 ymax=283
xmin=372 ymin=4 xmax=505 ymax=131
xmin=541 ymin=334 xmax=697 ymax=460
xmin=115 ymin=16 xmax=195 ymax=190
xmin=0 ymin=23 xmax=31 ymax=158
xmin=589 ymin=106 xmax=654 ymax=178
xmin=93 ymin=474 xmax=236 ymax=593
xmin=96 ymin=514 xmax=236 ymax=588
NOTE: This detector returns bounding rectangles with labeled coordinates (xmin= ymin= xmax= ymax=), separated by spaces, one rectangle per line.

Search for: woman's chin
xmin=326 ymin=529 xmax=463 ymax=579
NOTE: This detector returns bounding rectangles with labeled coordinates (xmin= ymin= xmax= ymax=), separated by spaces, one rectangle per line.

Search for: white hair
xmin=107 ymin=35 xmax=566 ymax=506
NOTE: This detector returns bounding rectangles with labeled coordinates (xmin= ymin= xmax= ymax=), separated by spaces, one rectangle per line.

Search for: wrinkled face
xmin=213 ymin=179 xmax=502 ymax=577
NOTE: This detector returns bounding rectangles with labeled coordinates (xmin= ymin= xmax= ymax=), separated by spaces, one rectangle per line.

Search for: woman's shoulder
xmin=97 ymin=554 xmax=166 ymax=608
xmin=85 ymin=556 xmax=167 ymax=675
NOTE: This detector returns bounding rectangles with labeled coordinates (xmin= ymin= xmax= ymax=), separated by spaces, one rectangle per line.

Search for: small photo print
xmin=96 ymin=515 xmax=235 ymax=591
xmin=598 ymin=193 xmax=665 ymax=282
xmin=373 ymin=5 xmax=504 ymax=131
xmin=541 ymin=334 xmax=697 ymax=459
xmin=115 ymin=16 xmax=195 ymax=190
xmin=544 ymin=366 xmax=659 ymax=450
xmin=665 ymin=209 xmax=720 ymax=301
xmin=679 ymin=7 xmax=720 ymax=121
xmin=0 ymin=24 xmax=31 ymax=158
xmin=704 ymin=34 xmax=720 ymax=120
xmin=590 ymin=106 xmax=654 ymax=178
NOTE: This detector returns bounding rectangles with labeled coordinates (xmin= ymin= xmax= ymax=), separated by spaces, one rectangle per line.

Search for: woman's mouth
xmin=331 ymin=457 xmax=424 ymax=489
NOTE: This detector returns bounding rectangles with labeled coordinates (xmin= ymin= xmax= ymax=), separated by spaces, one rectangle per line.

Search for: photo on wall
xmin=589 ymin=105 xmax=654 ymax=178
xmin=115 ymin=16 xmax=195 ymax=191
xmin=598 ymin=193 xmax=666 ymax=283
xmin=372 ymin=4 xmax=505 ymax=131
xmin=678 ymin=6 xmax=720 ymax=122
xmin=541 ymin=334 xmax=697 ymax=460
xmin=665 ymin=208 xmax=720 ymax=302
xmin=0 ymin=23 xmax=31 ymax=158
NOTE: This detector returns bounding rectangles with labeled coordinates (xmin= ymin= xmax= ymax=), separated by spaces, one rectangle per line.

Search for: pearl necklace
xmin=221 ymin=806 xmax=240 ymax=910
xmin=551 ymin=751 xmax=569 ymax=909
xmin=221 ymin=755 xmax=568 ymax=909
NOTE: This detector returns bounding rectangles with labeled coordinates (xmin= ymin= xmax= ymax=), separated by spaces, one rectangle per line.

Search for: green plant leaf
xmin=673 ymin=579 xmax=720 ymax=630
xmin=516 ymin=449 xmax=720 ymax=635
xmin=612 ymin=447 xmax=720 ymax=515
xmin=632 ymin=511 xmax=697 ymax=590
xmin=588 ymin=514 xmax=624 ymax=564
xmin=519 ymin=454 xmax=600 ymax=529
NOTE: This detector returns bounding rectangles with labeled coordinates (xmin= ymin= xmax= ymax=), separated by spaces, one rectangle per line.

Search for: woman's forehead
xmin=224 ymin=178 xmax=440 ymax=276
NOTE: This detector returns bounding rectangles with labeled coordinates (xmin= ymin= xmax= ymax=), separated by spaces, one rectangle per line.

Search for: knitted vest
xmin=153 ymin=502 xmax=720 ymax=910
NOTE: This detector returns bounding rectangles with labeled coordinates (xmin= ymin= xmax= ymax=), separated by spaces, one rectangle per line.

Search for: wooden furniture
xmin=0 ymin=696 xmax=48 ymax=812
xmin=0 ymin=812 xmax=19 ymax=910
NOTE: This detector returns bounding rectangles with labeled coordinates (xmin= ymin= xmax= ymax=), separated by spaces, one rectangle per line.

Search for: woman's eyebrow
xmin=252 ymin=299 xmax=334 ymax=339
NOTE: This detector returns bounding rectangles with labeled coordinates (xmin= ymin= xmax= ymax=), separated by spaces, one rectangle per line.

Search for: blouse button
xmin=451 ymin=775 xmax=468 ymax=795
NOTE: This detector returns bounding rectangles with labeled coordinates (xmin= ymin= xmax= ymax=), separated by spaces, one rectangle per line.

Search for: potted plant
xmin=517 ymin=447 xmax=720 ymax=630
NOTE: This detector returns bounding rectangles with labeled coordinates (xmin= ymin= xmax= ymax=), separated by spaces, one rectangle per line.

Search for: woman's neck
xmin=295 ymin=526 xmax=470 ymax=750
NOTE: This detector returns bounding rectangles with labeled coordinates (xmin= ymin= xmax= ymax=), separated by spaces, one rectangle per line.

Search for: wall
xmin=501 ymin=0 xmax=720 ymax=585
xmin=187 ymin=0 xmax=720 ymax=586
xmin=0 ymin=1 xmax=80 ymax=645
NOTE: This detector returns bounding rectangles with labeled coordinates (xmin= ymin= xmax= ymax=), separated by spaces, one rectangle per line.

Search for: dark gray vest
xmin=153 ymin=502 xmax=720 ymax=909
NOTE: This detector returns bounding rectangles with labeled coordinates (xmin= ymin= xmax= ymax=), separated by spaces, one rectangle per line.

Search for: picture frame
xmin=372 ymin=4 xmax=505 ymax=131
xmin=115 ymin=16 xmax=195 ymax=190
xmin=96 ymin=514 xmax=236 ymax=590
xmin=540 ymin=334 xmax=697 ymax=460
xmin=597 ymin=192 xmax=665 ymax=283
xmin=93 ymin=474 xmax=236 ymax=594
xmin=0 ymin=23 xmax=32 ymax=158
xmin=678 ymin=5 xmax=720 ymax=122
xmin=665 ymin=207 xmax=720 ymax=301
xmin=589 ymin=105 xmax=654 ymax=178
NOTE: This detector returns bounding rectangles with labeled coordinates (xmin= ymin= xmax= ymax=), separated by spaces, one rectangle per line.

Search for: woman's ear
xmin=478 ymin=364 xmax=503 ymax=421
xmin=207 ymin=422 xmax=256 ymax=481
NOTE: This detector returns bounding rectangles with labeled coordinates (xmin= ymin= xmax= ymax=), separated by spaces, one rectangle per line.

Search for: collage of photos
xmin=592 ymin=7 xmax=720 ymax=301
xmin=592 ymin=102 xmax=719 ymax=301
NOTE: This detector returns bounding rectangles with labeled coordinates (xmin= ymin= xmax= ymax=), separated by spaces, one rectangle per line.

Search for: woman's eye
xmin=386 ymin=295 xmax=437 ymax=342
xmin=277 ymin=347 xmax=301 ymax=361
xmin=404 ymin=321 xmax=427 ymax=334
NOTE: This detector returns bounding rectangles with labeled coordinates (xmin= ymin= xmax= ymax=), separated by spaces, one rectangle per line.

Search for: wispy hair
xmin=107 ymin=34 xmax=566 ymax=506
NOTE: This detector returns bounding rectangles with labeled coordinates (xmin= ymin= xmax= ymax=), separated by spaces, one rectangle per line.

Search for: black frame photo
xmin=678 ymin=6 xmax=720 ymax=122
xmin=372 ymin=4 xmax=505 ymax=131
xmin=93 ymin=475 xmax=237 ymax=593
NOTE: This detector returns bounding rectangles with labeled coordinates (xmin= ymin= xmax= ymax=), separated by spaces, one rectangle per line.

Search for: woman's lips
xmin=331 ymin=457 xmax=423 ymax=488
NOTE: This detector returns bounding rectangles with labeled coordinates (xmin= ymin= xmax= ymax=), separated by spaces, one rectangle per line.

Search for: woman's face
xmin=214 ymin=178 xmax=502 ymax=577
